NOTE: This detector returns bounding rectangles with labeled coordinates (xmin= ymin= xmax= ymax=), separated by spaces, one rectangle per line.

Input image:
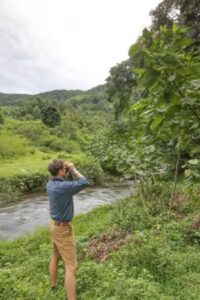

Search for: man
xmin=46 ymin=159 xmax=88 ymax=300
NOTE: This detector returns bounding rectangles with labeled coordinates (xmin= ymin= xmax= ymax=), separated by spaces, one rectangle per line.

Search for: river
xmin=0 ymin=180 xmax=133 ymax=240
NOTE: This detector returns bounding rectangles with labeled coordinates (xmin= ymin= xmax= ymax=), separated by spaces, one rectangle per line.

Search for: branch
xmin=169 ymin=153 xmax=180 ymax=215
xmin=172 ymin=81 xmax=200 ymax=124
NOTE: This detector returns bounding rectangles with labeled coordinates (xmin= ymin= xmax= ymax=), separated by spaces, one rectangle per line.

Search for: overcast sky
xmin=0 ymin=0 xmax=161 ymax=94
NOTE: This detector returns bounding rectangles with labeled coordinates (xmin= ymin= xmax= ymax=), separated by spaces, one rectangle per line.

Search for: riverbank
xmin=0 ymin=180 xmax=132 ymax=240
xmin=1 ymin=180 xmax=200 ymax=299
xmin=0 ymin=150 xmax=106 ymax=205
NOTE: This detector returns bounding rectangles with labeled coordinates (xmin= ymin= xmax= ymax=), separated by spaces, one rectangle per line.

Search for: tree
xmin=179 ymin=0 xmax=200 ymax=45
xmin=40 ymin=105 xmax=61 ymax=127
xmin=0 ymin=109 xmax=4 ymax=124
xmin=150 ymin=0 xmax=180 ymax=30
xmin=150 ymin=0 xmax=200 ymax=46
xmin=100 ymin=25 xmax=200 ymax=182
xmin=106 ymin=59 xmax=136 ymax=119
xmin=128 ymin=25 xmax=200 ymax=180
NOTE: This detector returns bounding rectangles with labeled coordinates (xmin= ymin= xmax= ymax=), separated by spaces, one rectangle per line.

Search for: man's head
xmin=48 ymin=159 xmax=66 ymax=177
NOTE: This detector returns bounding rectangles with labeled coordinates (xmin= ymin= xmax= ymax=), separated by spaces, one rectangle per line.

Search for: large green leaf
xmin=150 ymin=116 xmax=165 ymax=131
xmin=128 ymin=43 xmax=140 ymax=57
xmin=165 ymin=105 xmax=182 ymax=119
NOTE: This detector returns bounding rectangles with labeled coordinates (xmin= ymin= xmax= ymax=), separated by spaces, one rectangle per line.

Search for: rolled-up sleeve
xmin=63 ymin=177 xmax=89 ymax=195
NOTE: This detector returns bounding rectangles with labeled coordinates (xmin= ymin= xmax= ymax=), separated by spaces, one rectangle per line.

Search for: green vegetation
xmin=0 ymin=90 xmax=81 ymax=106
xmin=0 ymin=151 xmax=104 ymax=205
xmin=95 ymin=15 xmax=200 ymax=187
xmin=1 ymin=0 xmax=200 ymax=299
xmin=2 ymin=180 xmax=200 ymax=299
xmin=150 ymin=0 xmax=200 ymax=46
xmin=0 ymin=85 xmax=113 ymax=204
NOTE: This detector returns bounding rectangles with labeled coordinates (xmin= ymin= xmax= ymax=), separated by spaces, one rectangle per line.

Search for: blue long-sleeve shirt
xmin=46 ymin=176 xmax=88 ymax=222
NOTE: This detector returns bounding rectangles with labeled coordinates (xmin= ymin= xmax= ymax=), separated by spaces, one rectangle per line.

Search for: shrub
xmin=15 ymin=120 xmax=47 ymax=143
xmin=56 ymin=153 xmax=104 ymax=185
xmin=0 ymin=173 xmax=49 ymax=205
xmin=0 ymin=131 xmax=31 ymax=159
xmin=110 ymin=196 xmax=150 ymax=232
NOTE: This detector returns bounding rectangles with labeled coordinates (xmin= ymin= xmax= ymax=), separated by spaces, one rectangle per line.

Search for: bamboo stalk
xmin=169 ymin=153 xmax=180 ymax=215
xmin=134 ymin=175 xmax=152 ymax=223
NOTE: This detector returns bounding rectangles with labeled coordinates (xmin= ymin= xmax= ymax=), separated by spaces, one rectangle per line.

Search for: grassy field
xmin=0 ymin=151 xmax=56 ymax=177
xmin=0 ymin=98 xmax=110 ymax=204
xmin=0 ymin=150 xmax=105 ymax=205
xmin=1 ymin=180 xmax=200 ymax=299
xmin=0 ymin=150 xmax=100 ymax=177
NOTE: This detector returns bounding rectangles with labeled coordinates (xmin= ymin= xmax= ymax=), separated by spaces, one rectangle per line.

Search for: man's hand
xmin=65 ymin=161 xmax=85 ymax=179
xmin=65 ymin=162 xmax=75 ymax=171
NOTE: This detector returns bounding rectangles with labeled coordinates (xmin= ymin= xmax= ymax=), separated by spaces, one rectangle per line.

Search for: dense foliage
xmin=95 ymin=24 xmax=200 ymax=192
xmin=150 ymin=0 xmax=200 ymax=46
xmin=0 ymin=85 xmax=113 ymax=203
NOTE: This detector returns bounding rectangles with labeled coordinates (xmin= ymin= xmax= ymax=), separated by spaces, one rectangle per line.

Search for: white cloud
xmin=0 ymin=0 xmax=161 ymax=94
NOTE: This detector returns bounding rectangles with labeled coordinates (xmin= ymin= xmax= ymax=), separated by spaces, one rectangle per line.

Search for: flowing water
xmin=0 ymin=180 xmax=133 ymax=240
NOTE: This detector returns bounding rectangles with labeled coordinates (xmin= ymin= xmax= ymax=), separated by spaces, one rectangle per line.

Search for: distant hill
xmin=0 ymin=89 xmax=83 ymax=105
xmin=0 ymin=84 xmax=112 ymax=112
xmin=0 ymin=85 xmax=107 ymax=104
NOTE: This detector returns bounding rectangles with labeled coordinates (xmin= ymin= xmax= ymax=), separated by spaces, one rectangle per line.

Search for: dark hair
xmin=48 ymin=159 xmax=65 ymax=176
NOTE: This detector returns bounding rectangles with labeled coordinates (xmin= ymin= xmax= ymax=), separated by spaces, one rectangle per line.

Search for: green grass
xmin=1 ymin=181 xmax=200 ymax=299
xmin=0 ymin=150 xmax=104 ymax=180
xmin=0 ymin=151 xmax=57 ymax=204
xmin=0 ymin=204 xmax=114 ymax=300
xmin=0 ymin=150 xmax=105 ymax=206
xmin=0 ymin=150 xmax=96 ymax=177
xmin=0 ymin=151 xmax=56 ymax=177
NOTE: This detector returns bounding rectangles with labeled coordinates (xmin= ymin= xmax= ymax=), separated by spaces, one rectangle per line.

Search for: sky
xmin=0 ymin=0 xmax=161 ymax=94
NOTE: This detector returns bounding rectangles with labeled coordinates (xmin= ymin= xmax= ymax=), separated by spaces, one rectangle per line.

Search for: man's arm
xmin=69 ymin=166 xmax=85 ymax=180
xmin=63 ymin=162 xmax=88 ymax=195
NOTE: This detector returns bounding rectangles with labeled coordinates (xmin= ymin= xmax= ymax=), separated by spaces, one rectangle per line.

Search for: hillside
xmin=0 ymin=85 xmax=105 ymax=106
xmin=0 ymin=83 xmax=113 ymax=204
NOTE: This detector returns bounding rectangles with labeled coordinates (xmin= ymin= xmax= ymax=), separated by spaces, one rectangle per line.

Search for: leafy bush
xmin=110 ymin=196 xmax=150 ymax=232
xmin=0 ymin=131 xmax=31 ymax=158
xmin=57 ymin=152 xmax=104 ymax=185
xmin=0 ymin=173 xmax=49 ymax=205
xmin=15 ymin=120 xmax=47 ymax=143
xmin=41 ymin=105 xmax=61 ymax=127
xmin=41 ymin=136 xmax=80 ymax=153
xmin=0 ymin=108 xmax=4 ymax=124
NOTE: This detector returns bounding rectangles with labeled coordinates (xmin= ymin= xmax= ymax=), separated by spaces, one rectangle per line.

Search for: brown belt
xmin=51 ymin=219 xmax=71 ymax=226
